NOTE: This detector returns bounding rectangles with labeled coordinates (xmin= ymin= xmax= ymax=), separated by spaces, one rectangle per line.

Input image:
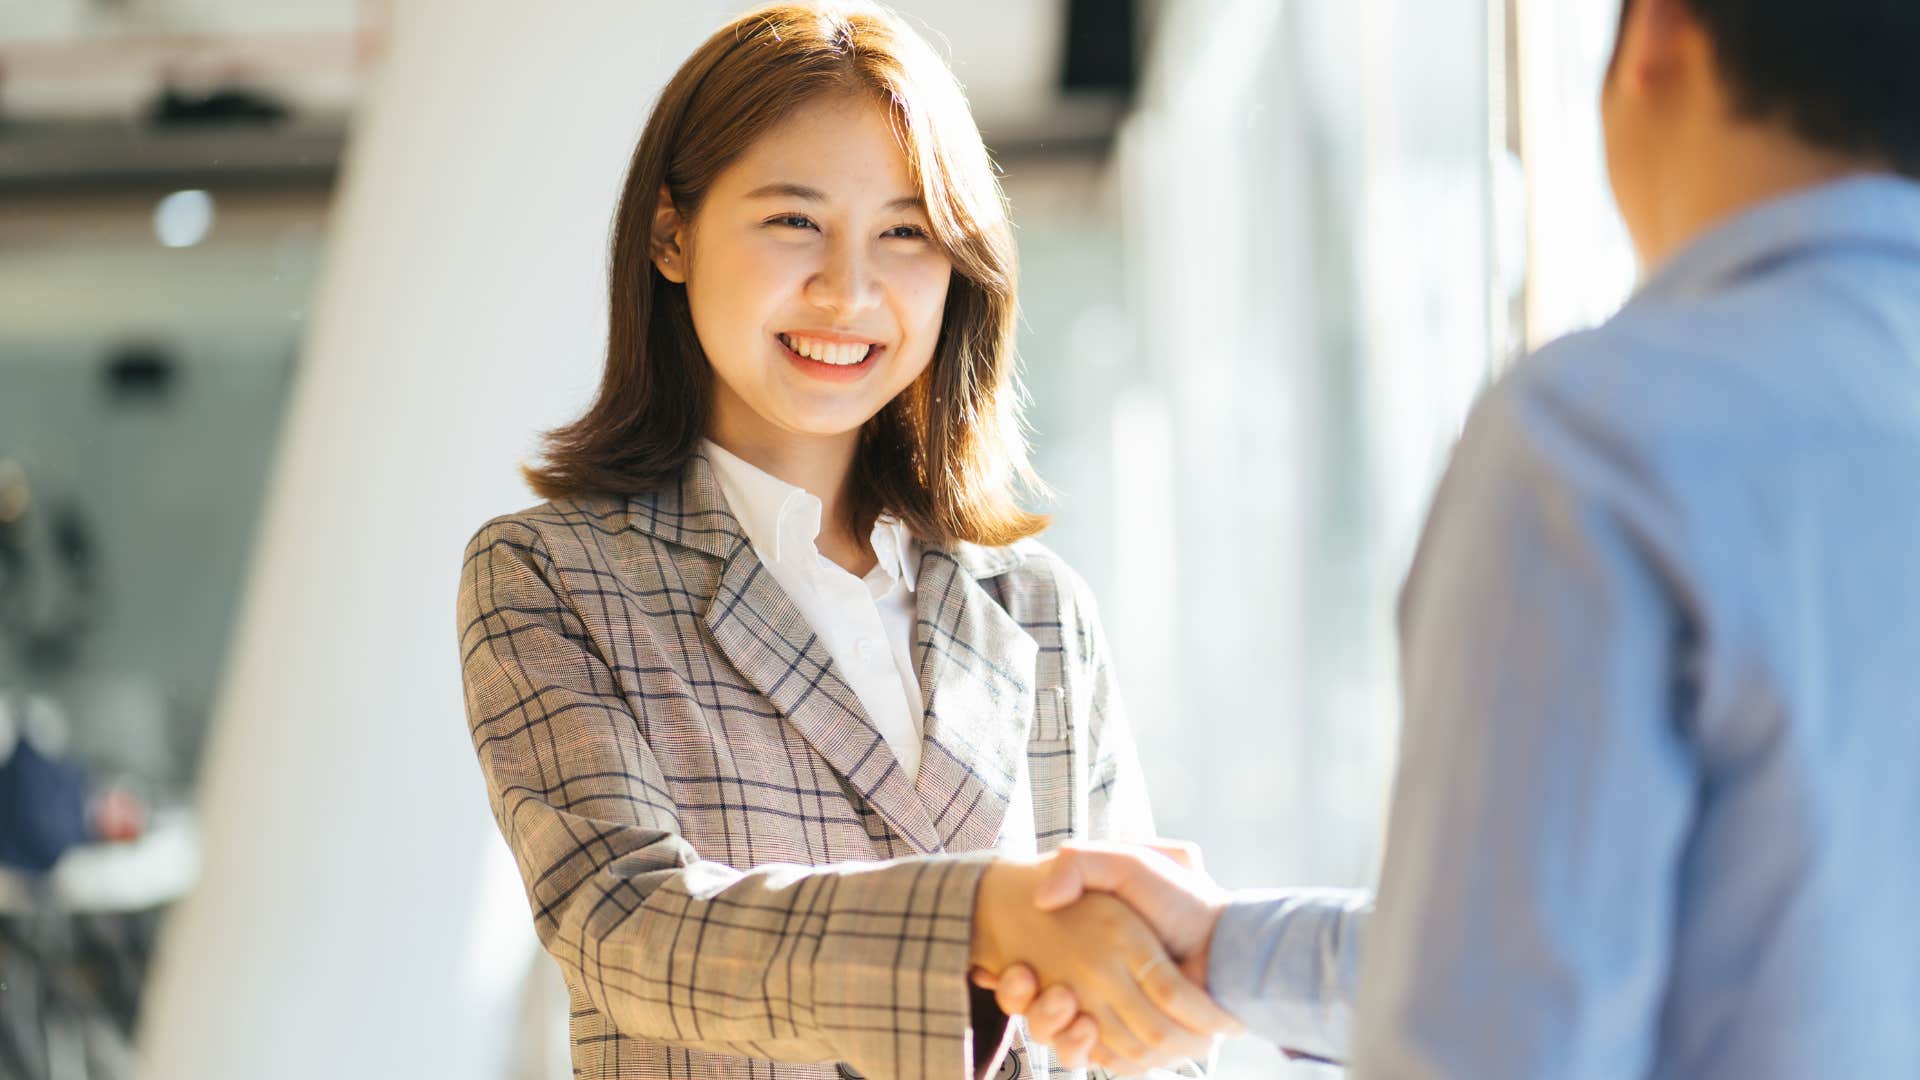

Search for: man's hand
xmin=1035 ymin=842 xmax=1230 ymax=986
xmin=971 ymin=857 xmax=1236 ymax=1072
xmin=974 ymin=843 xmax=1239 ymax=1070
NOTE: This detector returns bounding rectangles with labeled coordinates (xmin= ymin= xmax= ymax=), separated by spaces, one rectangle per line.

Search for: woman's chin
xmin=763 ymin=396 xmax=891 ymax=440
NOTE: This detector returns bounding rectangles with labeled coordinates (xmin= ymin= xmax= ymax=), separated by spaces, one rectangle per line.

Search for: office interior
xmin=0 ymin=1 xmax=1634 ymax=1077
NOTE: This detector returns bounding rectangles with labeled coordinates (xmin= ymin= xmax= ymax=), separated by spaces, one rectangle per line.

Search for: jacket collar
xmin=623 ymin=449 xmax=1026 ymax=581
xmin=629 ymin=450 xmax=1036 ymax=855
xmin=614 ymin=450 xmax=748 ymax=562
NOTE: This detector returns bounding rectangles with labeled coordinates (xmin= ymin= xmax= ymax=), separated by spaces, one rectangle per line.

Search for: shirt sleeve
xmin=1206 ymin=888 xmax=1371 ymax=1062
xmin=458 ymin=520 xmax=998 ymax=1080
xmin=1349 ymin=379 xmax=1698 ymax=1080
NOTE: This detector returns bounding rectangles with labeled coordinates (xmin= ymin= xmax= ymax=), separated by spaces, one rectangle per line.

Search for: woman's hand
xmin=971 ymin=963 xmax=1104 ymax=1067
xmin=971 ymin=842 xmax=1240 ymax=1071
xmin=970 ymin=857 xmax=1237 ymax=1073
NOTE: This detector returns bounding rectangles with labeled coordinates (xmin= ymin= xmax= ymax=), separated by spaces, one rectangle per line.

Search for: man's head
xmin=1602 ymin=0 xmax=1920 ymax=268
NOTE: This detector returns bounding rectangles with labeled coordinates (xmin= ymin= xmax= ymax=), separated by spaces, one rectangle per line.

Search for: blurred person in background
xmin=0 ymin=459 xmax=145 ymax=875
xmin=0 ymin=457 xmax=99 ymax=677
xmin=981 ymin=0 xmax=1920 ymax=1076
xmin=0 ymin=694 xmax=94 ymax=875
xmin=455 ymin=4 xmax=1234 ymax=1079
xmin=0 ymin=699 xmax=146 ymax=875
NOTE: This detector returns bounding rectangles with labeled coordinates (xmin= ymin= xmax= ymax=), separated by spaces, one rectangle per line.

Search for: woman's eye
xmin=771 ymin=214 xmax=817 ymax=231
xmin=884 ymin=224 xmax=929 ymax=240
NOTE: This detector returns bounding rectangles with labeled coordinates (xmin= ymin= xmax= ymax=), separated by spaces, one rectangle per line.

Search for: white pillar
xmin=136 ymin=4 xmax=729 ymax=1077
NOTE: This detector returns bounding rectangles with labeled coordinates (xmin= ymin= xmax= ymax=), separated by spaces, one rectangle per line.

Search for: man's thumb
xmin=1032 ymin=854 xmax=1088 ymax=911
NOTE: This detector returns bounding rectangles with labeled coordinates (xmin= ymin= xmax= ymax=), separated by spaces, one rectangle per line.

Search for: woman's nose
xmin=807 ymin=239 xmax=882 ymax=317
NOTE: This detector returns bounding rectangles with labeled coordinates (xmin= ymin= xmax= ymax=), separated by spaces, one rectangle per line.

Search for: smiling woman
xmin=524 ymin=1 xmax=1038 ymax=548
xmin=456 ymin=4 xmax=1216 ymax=1080
xmin=658 ymin=95 xmax=954 ymax=450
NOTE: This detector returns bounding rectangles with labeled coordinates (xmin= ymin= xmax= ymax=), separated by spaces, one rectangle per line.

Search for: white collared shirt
xmin=701 ymin=440 xmax=926 ymax=781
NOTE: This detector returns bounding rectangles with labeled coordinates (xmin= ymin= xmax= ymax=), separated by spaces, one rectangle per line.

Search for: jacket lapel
xmin=641 ymin=454 xmax=944 ymax=855
xmin=910 ymin=543 xmax=1038 ymax=853
xmin=702 ymin=549 xmax=944 ymax=854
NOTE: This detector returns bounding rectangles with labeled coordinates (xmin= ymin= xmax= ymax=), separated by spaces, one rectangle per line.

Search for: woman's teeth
xmin=781 ymin=334 xmax=871 ymax=366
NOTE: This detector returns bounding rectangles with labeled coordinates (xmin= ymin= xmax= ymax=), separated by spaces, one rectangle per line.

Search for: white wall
xmin=133 ymin=3 xmax=731 ymax=1077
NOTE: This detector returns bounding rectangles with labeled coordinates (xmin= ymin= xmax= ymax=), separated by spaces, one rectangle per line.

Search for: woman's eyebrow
xmin=745 ymin=181 xmax=826 ymax=202
xmin=744 ymin=182 xmax=924 ymax=212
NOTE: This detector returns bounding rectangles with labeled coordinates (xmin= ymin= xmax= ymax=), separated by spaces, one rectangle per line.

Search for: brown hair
xmin=524 ymin=1 xmax=1048 ymax=546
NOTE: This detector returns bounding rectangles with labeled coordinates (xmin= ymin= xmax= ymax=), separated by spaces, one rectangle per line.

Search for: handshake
xmin=968 ymin=843 xmax=1244 ymax=1075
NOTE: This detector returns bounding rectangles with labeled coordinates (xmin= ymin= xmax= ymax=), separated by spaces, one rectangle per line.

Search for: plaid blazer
xmin=457 ymin=451 xmax=1181 ymax=1080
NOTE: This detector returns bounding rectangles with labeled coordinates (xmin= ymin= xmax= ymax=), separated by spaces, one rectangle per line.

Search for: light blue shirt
xmin=1208 ymin=175 xmax=1920 ymax=1079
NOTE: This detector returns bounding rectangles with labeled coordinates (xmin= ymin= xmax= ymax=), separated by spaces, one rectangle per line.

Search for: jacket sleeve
xmin=458 ymin=519 xmax=993 ymax=1078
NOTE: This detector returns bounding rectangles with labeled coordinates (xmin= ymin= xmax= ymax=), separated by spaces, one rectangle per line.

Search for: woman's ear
xmin=651 ymin=186 xmax=689 ymax=283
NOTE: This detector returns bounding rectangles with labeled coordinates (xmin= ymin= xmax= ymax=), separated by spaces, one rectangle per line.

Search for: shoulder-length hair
xmin=525 ymin=1 xmax=1048 ymax=546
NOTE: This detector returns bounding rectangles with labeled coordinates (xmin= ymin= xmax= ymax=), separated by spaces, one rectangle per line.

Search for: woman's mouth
xmin=778 ymin=332 xmax=882 ymax=381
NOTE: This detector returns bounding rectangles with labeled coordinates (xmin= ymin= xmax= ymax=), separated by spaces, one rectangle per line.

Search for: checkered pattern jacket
xmin=457 ymin=451 xmax=1173 ymax=1079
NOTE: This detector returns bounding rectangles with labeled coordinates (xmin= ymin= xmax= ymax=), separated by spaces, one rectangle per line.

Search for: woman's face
xmin=658 ymin=93 xmax=954 ymax=451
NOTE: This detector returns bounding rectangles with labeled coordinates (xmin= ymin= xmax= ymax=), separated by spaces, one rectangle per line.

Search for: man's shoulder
xmin=1516 ymin=255 xmax=1920 ymax=453
xmin=1505 ymin=305 xmax=1732 ymax=434
xmin=1488 ymin=288 xmax=1816 ymax=480
xmin=1442 ymin=317 xmax=1722 ymax=559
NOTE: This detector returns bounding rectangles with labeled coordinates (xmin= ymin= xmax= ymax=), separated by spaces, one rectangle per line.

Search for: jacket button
xmin=837 ymin=1066 xmax=863 ymax=1079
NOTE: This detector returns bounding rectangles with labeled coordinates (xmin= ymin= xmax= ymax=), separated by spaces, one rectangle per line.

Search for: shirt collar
xmin=699 ymin=439 xmax=917 ymax=591
xmin=1632 ymin=174 xmax=1920 ymax=307
xmin=871 ymin=512 xmax=919 ymax=592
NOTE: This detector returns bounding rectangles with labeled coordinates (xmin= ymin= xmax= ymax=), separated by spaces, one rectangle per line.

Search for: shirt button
xmin=857 ymin=638 xmax=879 ymax=659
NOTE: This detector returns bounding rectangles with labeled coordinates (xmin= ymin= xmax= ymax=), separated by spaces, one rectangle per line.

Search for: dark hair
xmin=524 ymin=2 xmax=1049 ymax=546
xmin=1617 ymin=0 xmax=1920 ymax=176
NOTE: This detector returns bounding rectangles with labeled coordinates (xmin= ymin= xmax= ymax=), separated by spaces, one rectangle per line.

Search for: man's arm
xmin=1206 ymin=888 xmax=1370 ymax=1062
xmin=989 ymin=845 xmax=1356 ymax=1061
xmin=1352 ymin=377 xmax=1697 ymax=1080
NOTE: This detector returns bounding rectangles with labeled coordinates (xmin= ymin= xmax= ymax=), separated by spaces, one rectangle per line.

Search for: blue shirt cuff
xmin=1206 ymin=888 xmax=1370 ymax=1062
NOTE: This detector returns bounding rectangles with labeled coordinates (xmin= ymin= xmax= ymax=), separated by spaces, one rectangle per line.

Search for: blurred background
xmin=0 ymin=0 xmax=1633 ymax=1077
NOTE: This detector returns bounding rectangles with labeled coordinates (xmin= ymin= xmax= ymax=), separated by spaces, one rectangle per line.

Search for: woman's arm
xmin=459 ymin=520 xmax=990 ymax=1076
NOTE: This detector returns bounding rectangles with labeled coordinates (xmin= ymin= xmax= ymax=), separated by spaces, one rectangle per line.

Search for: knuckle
xmin=1142 ymin=1015 xmax=1176 ymax=1046
xmin=1082 ymin=893 xmax=1123 ymax=923
xmin=1038 ymin=986 xmax=1076 ymax=1015
xmin=1099 ymin=1021 xmax=1143 ymax=1056
xmin=1141 ymin=964 xmax=1178 ymax=1002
